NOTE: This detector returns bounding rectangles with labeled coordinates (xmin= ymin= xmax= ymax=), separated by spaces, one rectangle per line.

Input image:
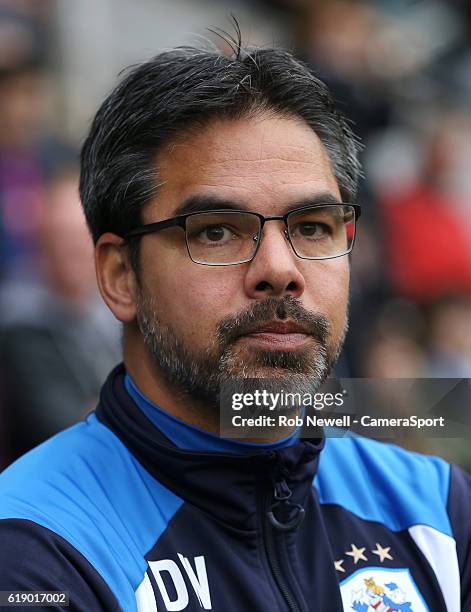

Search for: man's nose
xmin=243 ymin=222 xmax=306 ymax=299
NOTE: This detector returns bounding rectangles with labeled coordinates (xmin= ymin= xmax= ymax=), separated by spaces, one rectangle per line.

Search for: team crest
xmin=340 ymin=567 xmax=429 ymax=611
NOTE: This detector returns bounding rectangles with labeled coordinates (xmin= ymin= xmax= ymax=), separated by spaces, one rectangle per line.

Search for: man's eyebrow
xmin=173 ymin=192 xmax=343 ymax=216
xmin=281 ymin=192 xmax=343 ymax=215
xmin=173 ymin=196 xmax=243 ymax=216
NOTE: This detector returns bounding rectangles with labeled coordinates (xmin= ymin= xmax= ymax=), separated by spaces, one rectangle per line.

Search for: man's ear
xmin=95 ymin=233 xmax=137 ymax=323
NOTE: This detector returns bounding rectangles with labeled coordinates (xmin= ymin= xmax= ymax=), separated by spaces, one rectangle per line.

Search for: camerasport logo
xmin=136 ymin=554 xmax=212 ymax=611
xmin=340 ymin=567 xmax=429 ymax=612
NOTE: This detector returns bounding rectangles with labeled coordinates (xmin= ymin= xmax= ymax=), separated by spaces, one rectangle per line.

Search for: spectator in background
xmin=0 ymin=165 xmax=120 ymax=460
xmin=0 ymin=62 xmax=47 ymax=283
xmin=294 ymin=0 xmax=393 ymax=141
xmin=378 ymin=110 xmax=471 ymax=303
xmin=427 ymin=295 xmax=471 ymax=378
xmin=0 ymin=59 xmax=75 ymax=284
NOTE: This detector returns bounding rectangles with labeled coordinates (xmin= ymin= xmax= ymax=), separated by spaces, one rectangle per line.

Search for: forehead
xmin=146 ymin=114 xmax=341 ymax=221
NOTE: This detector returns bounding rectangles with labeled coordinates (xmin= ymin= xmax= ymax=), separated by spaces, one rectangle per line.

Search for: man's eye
xmin=197 ymin=225 xmax=234 ymax=244
xmin=292 ymin=222 xmax=330 ymax=239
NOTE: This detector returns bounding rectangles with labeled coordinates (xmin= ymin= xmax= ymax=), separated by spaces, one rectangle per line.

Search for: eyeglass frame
xmin=123 ymin=203 xmax=362 ymax=266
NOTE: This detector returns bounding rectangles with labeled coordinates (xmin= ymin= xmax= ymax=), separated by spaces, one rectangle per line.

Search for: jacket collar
xmin=96 ymin=364 xmax=325 ymax=529
xmin=124 ymin=371 xmax=300 ymax=454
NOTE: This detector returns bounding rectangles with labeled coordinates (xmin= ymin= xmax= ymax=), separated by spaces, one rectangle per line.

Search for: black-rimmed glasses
xmin=124 ymin=203 xmax=361 ymax=266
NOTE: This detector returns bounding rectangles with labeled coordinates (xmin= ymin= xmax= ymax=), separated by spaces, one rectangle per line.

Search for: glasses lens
xmin=186 ymin=212 xmax=260 ymax=265
xmin=287 ymin=205 xmax=356 ymax=259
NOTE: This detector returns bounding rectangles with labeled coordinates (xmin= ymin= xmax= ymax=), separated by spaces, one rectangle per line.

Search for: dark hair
xmin=80 ymin=43 xmax=362 ymax=251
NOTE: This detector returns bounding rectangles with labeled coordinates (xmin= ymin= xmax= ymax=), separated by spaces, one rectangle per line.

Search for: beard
xmin=135 ymin=291 xmax=348 ymax=412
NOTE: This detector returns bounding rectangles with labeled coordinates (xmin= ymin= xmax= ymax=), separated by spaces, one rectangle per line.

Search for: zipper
xmin=261 ymin=472 xmax=306 ymax=612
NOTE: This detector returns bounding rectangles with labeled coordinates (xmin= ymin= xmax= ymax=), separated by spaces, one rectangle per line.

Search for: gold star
xmin=371 ymin=543 xmax=393 ymax=562
xmin=334 ymin=559 xmax=345 ymax=573
xmin=345 ymin=543 xmax=368 ymax=564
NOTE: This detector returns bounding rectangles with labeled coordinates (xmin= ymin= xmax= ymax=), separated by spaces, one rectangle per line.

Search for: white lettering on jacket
xmin=136 ymin=554 xmax=212 ymax=611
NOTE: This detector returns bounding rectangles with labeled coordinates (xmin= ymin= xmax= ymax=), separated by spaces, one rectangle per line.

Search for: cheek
xmin=141 ymin=242 xmax=245 ymax=342
xmin=302 ymin=260 xmax=350 ymax=330
xmin=174 ymin=273 xmax=244 ymax=344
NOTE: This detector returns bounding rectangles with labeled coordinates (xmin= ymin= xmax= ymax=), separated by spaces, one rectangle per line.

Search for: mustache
xmin=216 ymin=296 xmax=329 ymax=346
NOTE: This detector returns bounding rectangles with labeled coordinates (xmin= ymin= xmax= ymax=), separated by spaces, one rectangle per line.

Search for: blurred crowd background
xmin=0 ymin=0 xmax=470 ymax=469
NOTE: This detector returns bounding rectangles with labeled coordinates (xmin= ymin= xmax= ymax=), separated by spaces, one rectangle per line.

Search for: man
xmin=0 ymin=42 xmax=469 ymax=611
xmin=0 ymin=165 xmax=120 ymax=457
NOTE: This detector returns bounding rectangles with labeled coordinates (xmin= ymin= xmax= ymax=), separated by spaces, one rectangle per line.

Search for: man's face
xmin=134 ymin=114 xmax=350 ymax=405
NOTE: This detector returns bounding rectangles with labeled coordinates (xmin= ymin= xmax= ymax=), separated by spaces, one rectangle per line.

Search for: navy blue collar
xmin=124 ymin=372 xmax=299 ymax=454
xmin=96 ymin=364 xmax=324 ymax=528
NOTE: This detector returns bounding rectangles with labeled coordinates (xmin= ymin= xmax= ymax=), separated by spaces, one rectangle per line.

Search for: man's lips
xmin=237 ymin=321 xmax=313 ymax=350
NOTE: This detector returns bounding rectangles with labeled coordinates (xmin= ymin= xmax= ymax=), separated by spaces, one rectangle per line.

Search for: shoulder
xmin=0 ymin=518 xmax=120 ymax=610
xmin=0 ymin=414 xmax=183 ymax=608
xmin=315 ymin=434 xmax=451 ymax=534
xmin=315 ymin=434 xmax=471 ymax=605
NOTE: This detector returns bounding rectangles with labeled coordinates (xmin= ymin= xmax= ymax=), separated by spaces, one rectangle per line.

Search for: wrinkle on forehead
xmin=150 ymin=114 xmax=341 ymax=219
xmin=163 ymin=115 xmax=332 ymax=161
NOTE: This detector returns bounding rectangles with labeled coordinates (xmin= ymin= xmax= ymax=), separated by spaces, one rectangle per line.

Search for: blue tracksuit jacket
xmin=0 ymin=365 xmax=470 ymax=611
